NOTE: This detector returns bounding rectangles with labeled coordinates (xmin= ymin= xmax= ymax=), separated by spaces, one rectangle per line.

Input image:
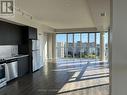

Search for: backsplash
xmin=0 ymin=45 xmax=18 ymax=59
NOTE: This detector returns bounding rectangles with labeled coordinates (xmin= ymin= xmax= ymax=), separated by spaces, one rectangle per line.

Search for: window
xmin=81 ymin=33 xmax=89 ymax=59
xmin=74 ymin=33 xmax=81 ymax=58
xmin=96 ymin=33 xmax=100 ymax=59
xmin=89 ymin=33 xmax=96 ymax=59
xmin=56 ymin=32 xmax=106 ymax=60
xmin=56 ymin=34 xmax=66 ymax=59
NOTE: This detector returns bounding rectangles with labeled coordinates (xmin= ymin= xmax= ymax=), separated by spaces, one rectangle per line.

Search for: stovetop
xmin=0 ymin=59 xmax=6 ymax=64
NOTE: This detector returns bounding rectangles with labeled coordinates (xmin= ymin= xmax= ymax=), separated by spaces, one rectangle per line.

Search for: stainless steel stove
xmin=0 ymin=59 xmax=6 ymax=88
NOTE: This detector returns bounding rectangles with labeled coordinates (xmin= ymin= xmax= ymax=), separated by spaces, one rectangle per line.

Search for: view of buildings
xmin=56 ymin=32 xmax=108 ymax=60
xmin=56 ymin=41 xmax=102 ymax=59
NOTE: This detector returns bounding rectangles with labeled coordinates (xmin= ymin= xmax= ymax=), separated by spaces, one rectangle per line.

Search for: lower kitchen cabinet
xmin=18 ymin=56 xmax=29 ymax=77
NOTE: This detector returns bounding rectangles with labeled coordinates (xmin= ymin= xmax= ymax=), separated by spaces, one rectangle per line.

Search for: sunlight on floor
xmin=52 ymin=67 xmax=82 ymax=72
xmin=82 ymin=68 xmax=109 ymax=77
xmin=57 ymin=62 xmax=88 ymax=67
xmin=56 ymin=60 xmax=109 ymax=95
xmin=72 ymin=71 xmax=81 ymax=78
xmin=58 ymin=77 xmax=109 ymax=94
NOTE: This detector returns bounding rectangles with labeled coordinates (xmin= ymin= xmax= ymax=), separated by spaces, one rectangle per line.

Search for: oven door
xmin=0 ymin=64 xmax=6 ymax=82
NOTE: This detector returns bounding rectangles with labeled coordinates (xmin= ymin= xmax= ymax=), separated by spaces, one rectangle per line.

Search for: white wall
xmin=112 ymin=0 xmax=127 ymax=95
xmin=1 ymin=11 xmax=55 ymax=64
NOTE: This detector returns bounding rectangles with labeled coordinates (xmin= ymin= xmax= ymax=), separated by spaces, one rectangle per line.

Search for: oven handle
xmin=1 ymin=64 xmax=5 ymax=66
xmin=0 ymin=63 xmax=5 ymax=68
xmin=6 ymin=59 xmax=18 ymax=63
xmin=0 ymin=63 xmax=6 ymax=66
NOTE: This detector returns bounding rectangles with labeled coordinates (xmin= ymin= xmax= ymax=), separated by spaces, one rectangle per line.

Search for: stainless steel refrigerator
xmin=31 ymin=40 xmax=43 ymax=72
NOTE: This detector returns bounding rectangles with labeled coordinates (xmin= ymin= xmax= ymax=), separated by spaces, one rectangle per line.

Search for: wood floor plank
xmin=0 ymin=61 xmax=109 ymax=95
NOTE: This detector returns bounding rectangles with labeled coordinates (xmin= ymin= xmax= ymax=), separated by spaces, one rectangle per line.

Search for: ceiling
xmin=16 ymin=0 xmax=110 ymax=30
xmin=87 ymin=0 xmax=110 ymax=31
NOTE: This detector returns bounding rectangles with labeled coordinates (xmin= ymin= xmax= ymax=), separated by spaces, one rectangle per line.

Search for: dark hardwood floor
xmin=0 ymin=60 xmax=109 ymax=95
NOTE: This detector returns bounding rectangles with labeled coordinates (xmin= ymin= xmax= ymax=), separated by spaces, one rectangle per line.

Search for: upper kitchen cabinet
xmin=18 ymin=26 xmax=38 ymax=54
xmin=0 ymin=21 xmax=22 ymax=45
xmin=0 ymin=20 xmax=38 ymax=45
xmin=28 ymin=27 xmax=37 ymax=40
xmin=20 ymin=26 xmax=38 ymax=43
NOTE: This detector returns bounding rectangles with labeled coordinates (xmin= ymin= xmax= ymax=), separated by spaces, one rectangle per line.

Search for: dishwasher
xmin=5 ymin=59 xmax=18 ymax=82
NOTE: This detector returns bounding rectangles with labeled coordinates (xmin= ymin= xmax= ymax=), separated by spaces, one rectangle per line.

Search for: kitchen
xmin=0 ymin=20 xmax=43 ymax=88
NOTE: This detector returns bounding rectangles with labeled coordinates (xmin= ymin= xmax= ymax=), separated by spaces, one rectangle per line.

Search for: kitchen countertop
xmin=0 ymin=54 xmax=29 ymax=64
xmin=5 ymin=54 xmax=29 ymax=61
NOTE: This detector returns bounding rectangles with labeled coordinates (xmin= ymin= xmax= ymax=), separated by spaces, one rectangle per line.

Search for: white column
xmin=47 ymin=33 xmax=53 ymax=60
xmin=52 ymin=33 xmax=56 ymax=63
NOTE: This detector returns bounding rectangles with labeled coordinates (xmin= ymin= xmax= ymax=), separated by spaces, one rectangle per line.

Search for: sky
xmin=56 ymin=32 xmax=108 ymax=44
